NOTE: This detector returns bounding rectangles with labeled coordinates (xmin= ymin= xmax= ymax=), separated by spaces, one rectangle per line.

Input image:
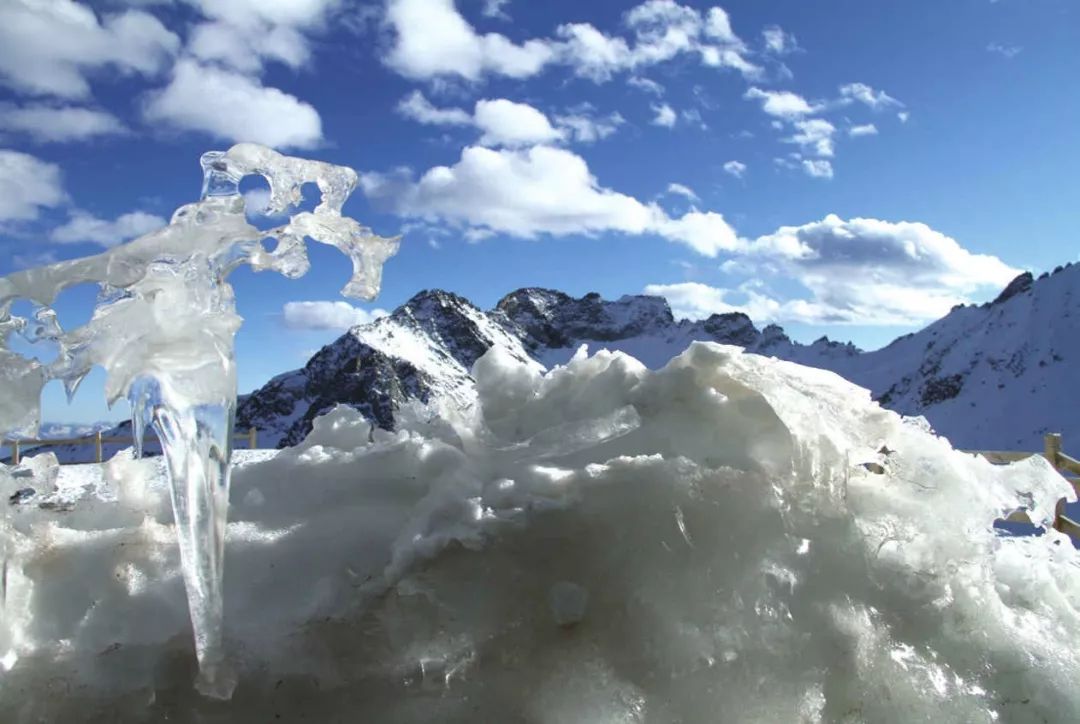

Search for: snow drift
xmin=2 ymin=342 xmax=1079 ymax=722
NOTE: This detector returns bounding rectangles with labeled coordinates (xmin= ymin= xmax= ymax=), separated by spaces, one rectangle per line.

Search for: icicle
xmin=0 ymin=144 xmax=400 ymax=698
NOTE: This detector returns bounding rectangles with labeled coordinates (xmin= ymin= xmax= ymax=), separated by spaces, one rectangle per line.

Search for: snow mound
xmin=1 ymin=343 xmax=1078 ymax=722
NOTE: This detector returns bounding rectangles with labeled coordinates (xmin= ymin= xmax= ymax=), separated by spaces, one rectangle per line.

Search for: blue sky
xmin=1 ymin=0 xmax=1078 ymax=424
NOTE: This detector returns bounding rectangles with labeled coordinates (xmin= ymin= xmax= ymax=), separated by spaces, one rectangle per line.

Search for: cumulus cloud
xmin=651 ymin=103 xmax=677 ymax=127
xmin=987 ymin=42 xmax=1022 ymax=59
xmin=849 ymin=124 xmax=878 ymax=137
xmin=397 ymin=92 xmax=621 ymax=146
xmin=474 ymin=99 xmax=564 ymax=147
xmin=481 ymin=0 xmax=511 ymax=19
xmin=184 ymin=0 xmax=341 ymax=73
xmin=50 ymin=210 xmax=166 ymax=247
xmin=761 ymin=26 xmax=798 ymax=55
xmin=0 ymin=0 xmax=180 ymax=99
xmin=801 ymin=159 xmax=834 ymax=179
xmin=383 ymin=0 xmax=555 ymax=81
xmin=838 ymin=82 xmax=902 ymax=111
xmin=552 ymin=108 xmax=625 ymax=143
xmin=382 ymin=0 xmax=759 ymax=84
xmin=723 ymin=160 xmax=747 ymax=178
xmin=0 ymin=150 xmax=66 ymax=222
xmin=359 ymin=144 xmax=740 ymax=256
xmin=666 ymin=182 xmax=699 ymax=201
xmin=396 ymin=90 xmax=472 ymax=126
xmin=743 ymin=87 xmax=816 ymax=118
xmin=786 ymin=118 xmax=836 ymax=157
xmin=628 ymin=76 xmax=665 ymax=95
xmin=282 ymin=301 xmax=389 ymax=331
xmin=142 ymin=59 xmax=322 ymax=149
xmin=649 ymin=215 xmax=1019 ymax=326
xmin=0 ymin=103 xmax=126 ymax=143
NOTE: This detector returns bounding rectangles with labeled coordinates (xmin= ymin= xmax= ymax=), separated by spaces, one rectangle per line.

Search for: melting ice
xmin=0 ymin=144 xmax=399 ymax=698
xmin=2 ymin=342 xmax=1079 ymax=722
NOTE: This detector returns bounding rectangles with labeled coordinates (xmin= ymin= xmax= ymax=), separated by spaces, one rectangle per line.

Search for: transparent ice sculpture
xmin=0 ymin=144 xmax=400 ymax=698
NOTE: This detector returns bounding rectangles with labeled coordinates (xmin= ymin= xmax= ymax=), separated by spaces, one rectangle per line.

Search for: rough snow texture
xmin=1 ymin=343 xmax=1077 ymax=721
xmin=236 ymin=266 xmax=1079 ymax=452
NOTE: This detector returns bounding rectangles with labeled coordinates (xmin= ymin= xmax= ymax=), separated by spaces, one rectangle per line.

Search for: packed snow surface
xmin=2 ymin=343 xmax=1078 ymax=722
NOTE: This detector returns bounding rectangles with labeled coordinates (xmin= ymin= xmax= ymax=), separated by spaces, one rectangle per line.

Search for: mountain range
xmin=235 ymin=261 xmax=1079 ymax=454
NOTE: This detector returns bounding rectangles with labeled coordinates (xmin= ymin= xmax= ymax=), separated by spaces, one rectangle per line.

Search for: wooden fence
xmin=965 ymin=433 xmax=1080 ymax=539
xmin=3 ymin=428 xmax=258 ymax=466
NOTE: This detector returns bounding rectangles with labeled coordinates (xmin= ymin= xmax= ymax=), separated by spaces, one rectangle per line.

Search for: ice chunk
xmin=2 ymin=343 xmax=1077 ymax=721
xmin=0 ymin=144 xmax=398 ymax=698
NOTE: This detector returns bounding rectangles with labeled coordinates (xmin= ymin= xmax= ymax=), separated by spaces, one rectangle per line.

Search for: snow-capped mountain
xmin=824 ymin=264 xmax=1080 ymax=450
xmin=12 ymin=262 xmax=1077 ymax=462
xmin=239 ymin=263 xmax=1079 ymax=452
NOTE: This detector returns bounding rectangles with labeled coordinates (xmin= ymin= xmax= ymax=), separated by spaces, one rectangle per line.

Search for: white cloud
xmin=987 ymin=42 xmax=1022 ymax=59
xmin=648 ymin=215 xmax=1019 ymax=326
xmin=744 ymin=87 xmax=815 ymax=118
xmin=383 ymin=0 xmax=556 ymax=81
xmin=628 ymin=76 xmax=664 ymax=95
xmin=786 ymin=118 xmax=836 ymax=157
xmin=282 ymin=301 xmax=389 ymax=331
xmin=359 ymin=144 xmax=740 ymax=256
xmin=849 ymin=123 xmax=878 ymax=137
xmin=143 ymin=59 xmax=323 ymax=149
xmin=553 ymin=109 xmax=625 ymax=143
xmin=188 ymin=21 xmax=310 ymax=73
xmin=0 ymin=0 xmax=180 ymax=99
xmin=474 ymin=99 xmax=564 ymax=147
xmin=396 ymin=90 xmax=472 ymax=126
xmin=723 ymin=160 xmax=747 ymax=178
xmin=184 ymin=0 xmax=341 ymax=73
xmin=398 ymin=93 xmax=623 ymax=146
xmin=50 ymin=210 xmax=166 ymax=247
xmin=382 ymin=0 xmax=759 ymax=84
xmin=839 ymin=82 xmax=902 ymax=111
xmin=666 ymin=182 xmax=699 ymax=201
xmin=651 ymin=103 xmax=677 ymax=127
xmin=481 ymin=0 xmax=511 ymax=19
xmin=801 ymin=159 xmax=834 ymax=179
xmin=897 ymin=111 xmax=910 ymax=123
xmin=0 ymin=104 xmax=126 ymax=143
xmin=762 ymin=25 xmax=797 ymax=55
xmin=0 ymin=149 xmax=66 ymax=222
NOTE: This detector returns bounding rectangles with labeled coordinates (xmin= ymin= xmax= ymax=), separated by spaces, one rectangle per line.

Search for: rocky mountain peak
xmin=991 ymin=272 xmax=1034 ymax=305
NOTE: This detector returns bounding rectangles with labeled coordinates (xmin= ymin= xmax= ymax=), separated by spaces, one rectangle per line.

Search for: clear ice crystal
xmin=0 ymin=143 xmax=399 ymax=698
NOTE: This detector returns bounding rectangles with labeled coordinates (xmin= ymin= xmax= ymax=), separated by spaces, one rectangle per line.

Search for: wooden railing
xmin=3 ymin=428 xmax=258 ymax=466
xmin=964 ymin=433 xmax=1080 ymax=539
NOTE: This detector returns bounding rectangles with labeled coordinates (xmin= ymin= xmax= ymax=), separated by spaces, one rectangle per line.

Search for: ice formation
xmin=2 ymin=343 xmax=1078 ymax=721
xmin=0 ymin=144 xmax=399 ymax=697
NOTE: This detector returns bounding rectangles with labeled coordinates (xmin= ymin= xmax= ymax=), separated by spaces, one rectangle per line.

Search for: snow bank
xmin=2 ymin=343 xmax=1078 ymax=722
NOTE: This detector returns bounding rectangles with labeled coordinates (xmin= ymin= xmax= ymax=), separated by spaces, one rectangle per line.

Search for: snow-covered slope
xmin=826 ymin=264 xmax=1080 ymax=449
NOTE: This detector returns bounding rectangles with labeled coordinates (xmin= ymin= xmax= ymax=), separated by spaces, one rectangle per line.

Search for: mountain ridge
xmin=11 ymin=262 xmax=1077 ymax=462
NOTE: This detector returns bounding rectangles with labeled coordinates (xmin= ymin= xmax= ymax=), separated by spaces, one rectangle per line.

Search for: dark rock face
xmin=237 ymin=334 xmax=434 ymax=448
xmin=992 ymin=272 xmax=1033 ymax=305
xmin=700 ymin=313 xmax=758 ymax=347
xmin=920 ymin=374 xmax=964 ymax=406
xmin=496 ymin=288 xmax=675 ymax=351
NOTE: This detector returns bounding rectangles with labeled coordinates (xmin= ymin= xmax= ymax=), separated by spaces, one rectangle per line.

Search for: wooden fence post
xmin=248 ymin=427 xmax=257 ymax=450
xmin=1045 ymin=433 xmax=1062 ymax=469
xmin=94 ymin=431 xmax=103 ymax=463
xmin=11 ymin=440 xmax=19 ymax=466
